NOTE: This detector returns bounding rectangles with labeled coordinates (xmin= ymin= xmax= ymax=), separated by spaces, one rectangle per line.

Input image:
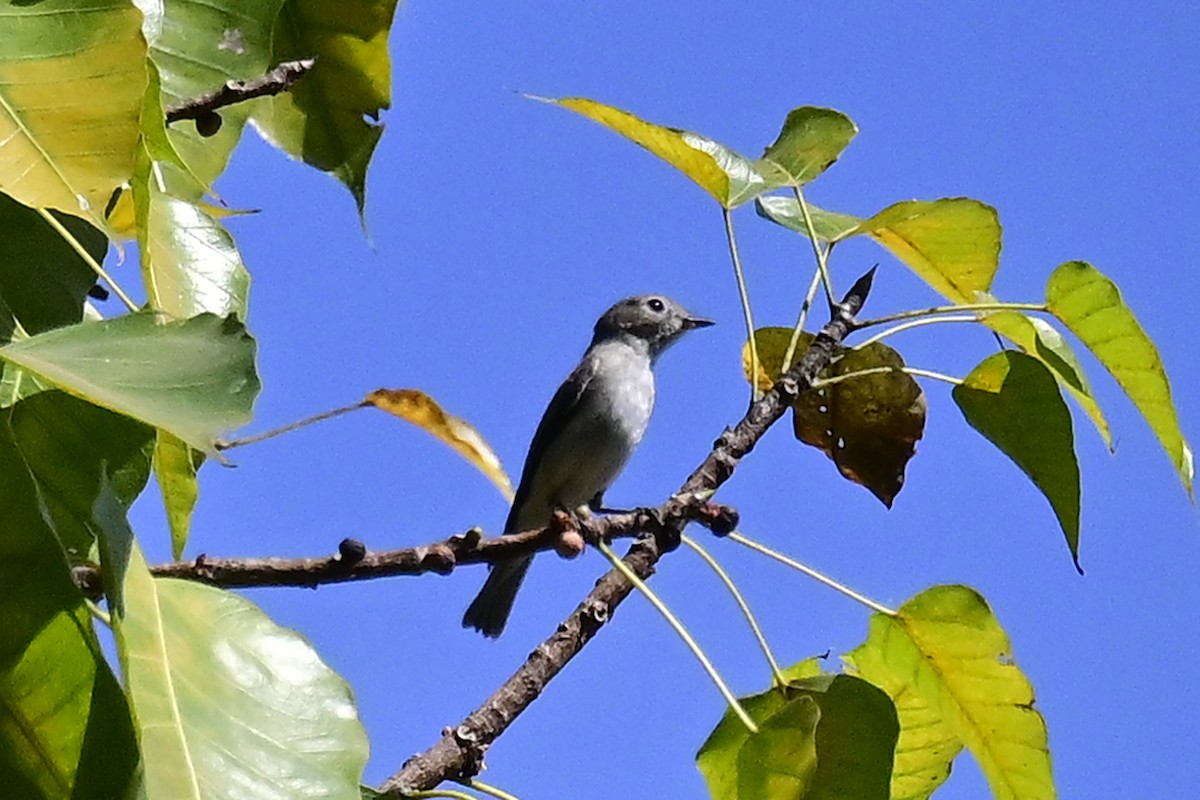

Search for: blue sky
xmin=131 ymin=2 xmax=1200 ymax=797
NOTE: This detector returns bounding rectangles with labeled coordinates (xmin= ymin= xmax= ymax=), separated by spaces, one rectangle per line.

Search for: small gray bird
xmin=463 ymin=294 xmax=714 ymax=637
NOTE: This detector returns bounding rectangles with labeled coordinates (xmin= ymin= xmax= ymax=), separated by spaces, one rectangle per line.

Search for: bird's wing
xmin=504 ymin=354 xmax=596 ymax=532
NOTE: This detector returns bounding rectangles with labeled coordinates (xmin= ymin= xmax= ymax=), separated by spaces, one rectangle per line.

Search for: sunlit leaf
xmin=845 ymin=586 xmax=1055 ymax=800
xmin=855 ymin=199 xmax=1000 ymax=303
xmin=154 ymin=431 xmax=204 ymax=559
xmin=754 ymin=195 xmax=864 ymax=242
xmin=251 ymin=0 xmax=400 ymax=217
xmin=980 ymin=307 xmax=1111 ymax=449
xmin=1045 ymin=260 xmax=1193 ymax=495
xmin=113 ymin=545 xmax=368 ymax=800
xmin=366 ymin=388 xmax=514 ymax=502
xmin=741 ymin=327 xmax=809 ymax=393
xmin=148 ymin=0 xmax=285 ymax=185
xmin=536 ymin=96 xmax=769 ymax=208
xmin=756 ymin=106 xmax=857 ymax=186
xmin=697 ymin=672 xmax=897 ymax=800
xmin=953 ymin=352 xmax=1081 ymax=568
xmin=0 ymin=421 xmax=139 ymax=799
xmin=0 ymin=313 xmax=260 ymax=454
xmin=0 ymin=1 xmax=146 ymax=231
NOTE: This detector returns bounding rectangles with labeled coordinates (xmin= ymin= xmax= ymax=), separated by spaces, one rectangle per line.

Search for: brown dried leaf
xmin=793 ymin=344 xmax=926 ymax=507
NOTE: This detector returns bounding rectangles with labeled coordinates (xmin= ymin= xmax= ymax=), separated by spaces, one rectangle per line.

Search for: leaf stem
xmin=595 ymin=539 xmax=758 ymax=733
xmin=681 ymin=534 xmax=786 ymax=689
xmin=216 ymin=402 xmax=366 ymax=450
xmin=792 ymin=185 xmax=837 ymax=310
xmin=854 ymin=314 xmax=980 ymax=348
xmin=37 ymin=209 xmax=138 ymax=312
xmin=726 ymin=532 xmax=896 ymax=616
xmin=855 ymin=301 xmax=1046 ymax=329
xmin=462 ymin=779 xmax=521 ymax=800
xmin=780 ymin=264 xmax=826 ymax=374
xmin=406 ymin=790 xmax=479 ymax=800
xmin=723 ymin=207 xmax=761 ymax=402
xmin=811 ymin=365 xmax=962 ymax=389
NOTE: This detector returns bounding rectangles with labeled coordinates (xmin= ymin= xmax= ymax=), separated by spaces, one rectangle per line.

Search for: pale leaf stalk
xmin=723 ymin=207 xmax=761 ymax=402
xmin=595 ymin=539 xmax=759 ymax=733
xmin=855 ymin=314 xmax=980 ymax=348
xmin=811 ymin=365 xmax=962 ymax=389
xmin=727 ymin=532 xmax=897 ymax=616
xmin=780 ymin=264 xmax=826 ymax=375
xmin=463 ymin=779 xmax=522 ymax=800
xmin=792 ymin=185 xmax=837 ymax=310
xmin=217 ymin=402 xmax=365 ymax=450
xmin=38 ymin=209 xmax=138 ymax=312
xmin=681 ymin=534 xmax=787 ymax=689
xmin=407 ymin=790 xmax=479 ymax=800
xmin=855 ymin=301 xmax=1047 ymax=330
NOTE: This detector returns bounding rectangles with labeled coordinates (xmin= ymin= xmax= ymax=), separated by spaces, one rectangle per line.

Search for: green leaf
xmin=953 ymin=351 xmax=1082 ymax=568
xmin=845 ymin=586 xmax=1055 ymax=800
xmin=154 ymin=431 xmax=204 ymax=559
xmin=148 ymin=0 xmax=286 ymax=185
xmin=697 ymin=674 xmax=898 ymax=800
xmin=0 ymin=416 xmax=139 ymax=800
xmin=536 ymin=96 xmax=770 ymax=208
xmin=9 ymin=391 xmax=154 ymax=559
xmin=114 ymin=545 xmax=369 ymax=799
xmin=855 ymin=199 xmax=1000 ymax=303
xmin=756 ymin=107 xmax=858 ymax=186
xmin=0 ymin=312 xmax=260 ymax=454
xmin=0 ymin=0 xmax=146 ymax=231
xmin=1045 ymin=260 xmax=1194 ymax=495
xmin=754 ymin=195 xmax=865 ymax=242
xmin=251 ymin=0 xmax=400 ymax=217
xmin=980 ymin=308 xmax=1112 ymax=450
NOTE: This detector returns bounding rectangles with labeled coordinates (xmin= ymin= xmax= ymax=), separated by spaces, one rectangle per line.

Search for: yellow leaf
xmin=365 ymin=389 xmax=514 ymax=503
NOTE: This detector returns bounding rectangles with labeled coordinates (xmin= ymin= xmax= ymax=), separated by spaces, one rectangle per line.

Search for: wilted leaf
xmin=854 ymin=199 xmax=1000 ymax=303
xmin=981 ymin=308 xmax=1111 ymax=449
xmin=794 ymin=344 xmax=926 ymax=507
xmin=953 ymin=352 xmax=1081 ymax=568
xmin=535 ymin=96 xmax=769 ymax=208
xmin=0 ymin=0 xmax=146 ymax=231
xmin=756 ymin=106 xmax=858 ymax=186
xmin=251 ymin=0 xmax=400 ymax=217
xmin=0 ymin=312 xmax=260 ymax=454
xmin=1045 ymin=261 xmax=1193 ymax=496
xmin=113 ymin=546 xmax=368 ymax=800
xmin=844 ymin=585 xmax=1055 ymax=800
xmin=754 ymin=195 xmax=865 ymax=242
xmin=366 ymin=388 xmax=514 ymax=502
xmin=697 ymin=673 xmax=897 ymax=800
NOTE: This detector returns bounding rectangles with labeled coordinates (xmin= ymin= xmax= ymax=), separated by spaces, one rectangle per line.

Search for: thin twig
xmin=165 ymin=58 xmax=316 ymax=125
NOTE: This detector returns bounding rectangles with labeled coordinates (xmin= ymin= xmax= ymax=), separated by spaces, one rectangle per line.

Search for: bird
xmin=462 ymin=294 xmax=714 ymax=637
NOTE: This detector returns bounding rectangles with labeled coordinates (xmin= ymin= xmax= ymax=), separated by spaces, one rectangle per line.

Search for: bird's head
xmin=592 ymin=295 xmax=714 ymax=356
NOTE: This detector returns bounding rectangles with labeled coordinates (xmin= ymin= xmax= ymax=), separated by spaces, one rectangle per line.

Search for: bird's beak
xmin=683 ymin=315 xmax=715 ymax=330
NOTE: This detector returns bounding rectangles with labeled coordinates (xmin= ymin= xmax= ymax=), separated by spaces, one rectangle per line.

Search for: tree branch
xmin=70 ymin=495 xmax=736 ymax=599
xmin=380 ymin=267 xmax=876 ymax=794
xmin=164 ymin=58 xmax=316 ymax=130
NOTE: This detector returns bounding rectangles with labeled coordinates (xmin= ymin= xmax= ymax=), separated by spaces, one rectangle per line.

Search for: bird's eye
xmin=647 ymin=298 xmax=666 ymax=312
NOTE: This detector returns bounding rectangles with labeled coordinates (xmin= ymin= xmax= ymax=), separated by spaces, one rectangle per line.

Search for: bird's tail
xmin=462 ymin=556 xmax=533 ymax=638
